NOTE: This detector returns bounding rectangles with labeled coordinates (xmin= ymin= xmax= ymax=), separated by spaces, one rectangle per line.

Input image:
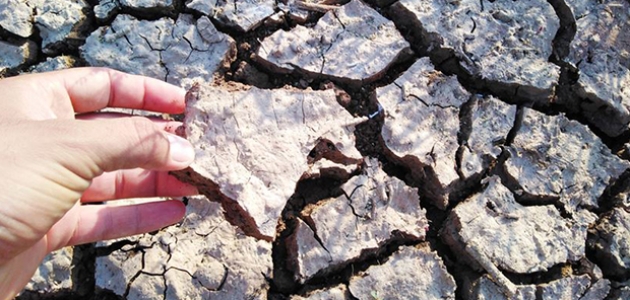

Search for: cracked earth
xmin=5 ymin=0 xmax=630 ymax=299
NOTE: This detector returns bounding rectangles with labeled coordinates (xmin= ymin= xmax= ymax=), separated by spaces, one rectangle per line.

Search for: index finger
xmin=37 ymin=67 xmax=185 ymax=114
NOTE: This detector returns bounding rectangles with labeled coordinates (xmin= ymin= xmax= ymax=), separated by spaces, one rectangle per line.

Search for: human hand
xmin=0 ymin=68 xmax=197 ymax=298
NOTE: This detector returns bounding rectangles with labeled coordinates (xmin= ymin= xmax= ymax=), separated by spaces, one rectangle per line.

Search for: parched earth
xmin=5 ymin=0 xmax=630 ymax=299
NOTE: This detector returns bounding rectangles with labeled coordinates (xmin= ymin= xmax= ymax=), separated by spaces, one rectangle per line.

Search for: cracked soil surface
xmin=5 ymin=0 xmax=630 ymax=299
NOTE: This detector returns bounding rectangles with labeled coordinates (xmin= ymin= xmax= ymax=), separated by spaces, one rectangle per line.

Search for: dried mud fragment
xmin=291 ymin=284 xmax=352 ymax=300
xmin=460 ymin=95 xmax=517 ymax=178
xmin=94 ymin=0 xmax=119 ymax=22
xmin=22 ymin=248 xmax=73 ymax=294
xmin=184 ymin=0 xmax=215 ymax=15
xmin=348 ymin=245 xmax=456 ymax=300
xmin=0 ymin=39 xmax=37 ymax=74
xmin=504 ymin=108 xmax=629 ymax=211
xmin=287 ymin=158 xmax=427 ymax=282
xmin=0 ymin=0 xmax=92 ymax=55
xmin=254 ymin=0 xmax=410 ymax=85
xmin=95 ymin=196 xmax=272 ymax=299
xmin=576 ymin=278 xmax=611 ymax=300
xmin=466 ymin=274 xmax=609 ymax=300
xmin=82 ymin=14 xmax=235 ymax=86
xmin=0 ymin=0 xmax=33 ymax=38
xmin=118 ymin=0 xmax=176 ymax=10
xmin=95 ymin=236 xmax=148 ymax=297
xmin=177 ymin=83 xmax=364 ymax=240
xmin=187 ymin=0 xmax=275 ymax=32
xmin=26 ymin=56 xmax=77 ymax=73
xmin=277 ymin=0 xmax=310 ymax=24
xmin=464 ymin=274 xmax=533 ymax=300
xmin=588 ymin=207 xmax=630 ymax=280
xmin=377 ymin=57 xmax=470 ymax=209
xmin=1 ymin=0 xmax=90 ymax=54
xmin=34 ymin=0 xmax=91 ymax=55
xmin=304 ymin=136 xmax=364 ymax=180
xmin=563 ymin=0 xmax=630 ymax=137
xmin=442 ymin=176 xmax=587 ymax=277
xmin=390 ymin=0 xmax=560 ymax=102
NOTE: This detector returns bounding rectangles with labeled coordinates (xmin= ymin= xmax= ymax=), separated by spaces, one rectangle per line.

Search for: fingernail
xmin=167 ymin=134 xmax=195 ymax=164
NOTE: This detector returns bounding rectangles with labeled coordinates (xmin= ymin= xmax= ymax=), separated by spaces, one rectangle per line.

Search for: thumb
xmin=45 ymin=117 xmax=195 ymax=179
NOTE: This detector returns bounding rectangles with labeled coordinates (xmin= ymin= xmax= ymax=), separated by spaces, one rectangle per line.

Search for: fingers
xmin=6 ymin=67 xmax=186 ymax=114
xmin=64 ymin=68 xmax=186 ymax=113
xmin=82 ymin=169 xmax=198 ymax=202
xmin=76 ymin=112 xmax=183 ymax=134
xmin=46 ymin=200 xmax=186 ymax=251
xmin=44 ymin=117 xmax=195 ymax=177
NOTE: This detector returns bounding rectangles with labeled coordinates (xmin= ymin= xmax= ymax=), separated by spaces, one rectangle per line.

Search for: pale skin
xmin=0 ymin=67 xmax=198 ymax=299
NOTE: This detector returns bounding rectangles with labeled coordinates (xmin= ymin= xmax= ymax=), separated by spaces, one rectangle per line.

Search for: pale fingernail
xmin=167 ymin=134 xmax=195 ymax=164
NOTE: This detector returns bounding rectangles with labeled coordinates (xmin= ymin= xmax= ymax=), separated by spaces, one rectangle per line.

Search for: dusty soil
xmin=6 ymin=0 xmax=630 ymax=299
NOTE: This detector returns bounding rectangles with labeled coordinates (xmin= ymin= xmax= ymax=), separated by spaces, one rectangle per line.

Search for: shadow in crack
xmin=269 ymin=139 xmax=366 ymax=295
xmin=270 ymin=175 xmax=348 ymax=295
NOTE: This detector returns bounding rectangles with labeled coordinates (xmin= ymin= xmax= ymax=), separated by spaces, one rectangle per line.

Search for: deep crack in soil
xmin=11 ymin=0 xmax=630 ymax=299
